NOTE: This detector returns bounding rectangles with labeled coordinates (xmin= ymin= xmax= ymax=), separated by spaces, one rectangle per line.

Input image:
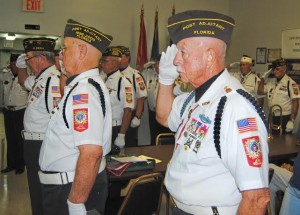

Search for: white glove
xmin=67 ymin=199 xmax=86 ymax=215
xmin=131 ymin=116 xmax=141 ymax=128
xmin=159 ymin=44 xmax=179 ymax=85
xmin=229 ymin=62 xmax=240 ymax=68
xmin=144 ymin=61 xmax=155 ymax=69
xmin=261 ymin=69 xmax=272 ymax=80
xmin=114 ymin=133 xmax=125 ymax=148
xmin=286 ymin=120 xmax=294 ymax=132
xmin=16 ymin=54 xmax=27 ymax=69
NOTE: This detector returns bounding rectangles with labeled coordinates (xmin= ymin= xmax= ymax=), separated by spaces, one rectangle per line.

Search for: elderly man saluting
xmin=38 ymin=19 xmax=113 ymax=215
xmin=156 ymin=10 xmax=270 ymax=215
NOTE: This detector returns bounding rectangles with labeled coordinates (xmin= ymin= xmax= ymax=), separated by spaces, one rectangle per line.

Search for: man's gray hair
xmin=32 ymin=51 xmax=55 ymax=64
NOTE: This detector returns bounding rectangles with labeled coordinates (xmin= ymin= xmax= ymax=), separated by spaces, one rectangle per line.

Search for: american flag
xmin=237 ymin=117 xmax=257 ymax=133
xmin=73 ymin=94 xmax=88 ymax=105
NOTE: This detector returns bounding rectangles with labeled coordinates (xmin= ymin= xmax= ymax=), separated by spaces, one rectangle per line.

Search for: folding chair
xmin=155 ymin=133 xmax=175 ymax=146
xmin=117 ymin=172 xmax=164 ymax=215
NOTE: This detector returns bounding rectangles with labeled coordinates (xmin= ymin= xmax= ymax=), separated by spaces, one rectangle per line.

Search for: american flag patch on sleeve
xmin=73 ymin=94 xmax=88 ymax=105
xmin=51 ymin=86 xmax=60 ymax=93
xmin=236 ymin=117 xmax=257 ymax=133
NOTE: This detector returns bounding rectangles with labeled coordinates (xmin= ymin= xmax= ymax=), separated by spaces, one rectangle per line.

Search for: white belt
xmin=22 ymin=130 xmax=45 ymax=140
xmin=112 ymin=119 xmax=122 ymax=126
xmin=39 ymin=159 xmax=106 ymax=185
xmin=174 ymin=199 xmax=239 ymax=215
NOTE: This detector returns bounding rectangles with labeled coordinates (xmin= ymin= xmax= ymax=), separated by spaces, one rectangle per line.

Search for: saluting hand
xmin=159 ymin=44 xmax=179 ymax=85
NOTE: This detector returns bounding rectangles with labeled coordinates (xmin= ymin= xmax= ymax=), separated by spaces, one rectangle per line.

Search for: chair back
xmin=156 ymin=133 xmax=175 ymax=146
xmin=117 ymin=173 xmax=164 ymax=215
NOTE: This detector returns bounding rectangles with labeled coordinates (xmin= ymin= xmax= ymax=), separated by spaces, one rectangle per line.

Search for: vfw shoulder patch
xmin=125 ymin=87 xmax=133 ymax=103
xmin=136 ymin=77 xmax=146 ymax=90
xmin=242 ymin=136 xmax=263 ymax=167
xmin=73 ymin=108 xmax=88 ymax=132
xmin=292 ymin=83 xmax=299 ymax=95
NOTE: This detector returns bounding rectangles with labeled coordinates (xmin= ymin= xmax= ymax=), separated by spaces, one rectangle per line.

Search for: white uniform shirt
xmin=24 ymin=75 xmax=36 ymax=91
xmin=232 ymin=71 xmax=262 ymax=100
xmin=142 ymin=67 xmax=158 ymax=111
xmin=264 ymin=74 xmax=300 ymax=116
xmin=166 ymin=70 xmax=269 ymax=210
xmin=105 ymin=71 xmax=134 ymax=121
xmin=39 ymin=69 xmax=112 ymax=172
xmin=121 ymin=66 xmax=147 ymax=108
xmin=24 ymin=65 xmax=61 ymax=133
xmin=0 ymin=71 xmax=28 ymax=108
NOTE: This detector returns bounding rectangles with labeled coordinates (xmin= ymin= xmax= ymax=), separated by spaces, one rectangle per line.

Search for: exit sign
xmin=23 ymin=0 xmax=44 ymax=12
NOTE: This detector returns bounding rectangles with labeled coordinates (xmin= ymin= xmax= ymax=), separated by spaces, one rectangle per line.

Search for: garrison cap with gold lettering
xmin=167 ymin=10 xmax=235 ymax=44
xmin=102 ymin=46 xmax=122 ymax=57
xmin=272 ymin=58 xmax=286 ymax=69
xmin=117 ymin=46 xmax=131 ymax=56
xmin=64 ymin=19 xmax=113 ymax=53
xmin=23 ymin=37 xmax=56 ymax=53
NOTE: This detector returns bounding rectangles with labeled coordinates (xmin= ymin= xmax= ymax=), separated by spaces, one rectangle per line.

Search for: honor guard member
xmin=101 ymin=46 xmax=134 ymax=151
xmin=20 ymin=37 xmax=62 ymax=215
xmin=38 ymin=19 xmax=112 ymax=215
xmin=0 ymin=54 xmax=28 ymax=175
xmin=142 ymin=56 xmax=172 ymax=145
xmin=156 ymin=10 xmax=270 ymax=215
xmin=229 ymin=55 xmax=264 ymax=107
xmin=258 ymin=58 xmax=300 ymax=134
xmin=118 ymin=46 xmax=147 ymax=147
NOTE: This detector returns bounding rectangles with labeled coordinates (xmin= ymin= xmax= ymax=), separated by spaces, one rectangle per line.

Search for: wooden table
xmin=109 ymin=134 xmax=300 ymax=181
xmin=269 ymin=134 xmax=300 ymax=162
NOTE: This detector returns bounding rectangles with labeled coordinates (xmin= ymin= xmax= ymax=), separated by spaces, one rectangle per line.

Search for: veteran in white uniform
xmin=18 ymin=37 xmax=61 ymax=215
xmin=101 ymin=46 xmax=134 ymax=151
xmin=258 ymin=58 xmax=300 ymax=134
xmin=0 ymin=54 xmax=28 ymax=175
xmin=230 ymin=55 xmax=264 ymax=107
xmin=118 ymin=46 xmax=147 ymax=147
xmin=38 ymin=19 xmax=112 ymax=215
xmin=156 ymin=10 xmax=270 ymax=215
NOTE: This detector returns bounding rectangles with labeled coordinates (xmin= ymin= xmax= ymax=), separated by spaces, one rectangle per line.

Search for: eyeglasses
xmin=25 ymin=55 xmax=40 ymax=62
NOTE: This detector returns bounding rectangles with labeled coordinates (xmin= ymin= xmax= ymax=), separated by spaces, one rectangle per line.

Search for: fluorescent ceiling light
xmin=6 ymin=33 xmax=16 ymax=41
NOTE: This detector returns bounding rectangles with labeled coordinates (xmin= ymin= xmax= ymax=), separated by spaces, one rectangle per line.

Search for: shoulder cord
xmin=63 ymin=82 xmax=79 ymax=128
xmin=132 ymin=73 xmax=136 ymax=92
xmin=87 ymin=78 xmax=106 ymax=118
xmin=287 ymin=80 xmax=290 ymax=98
xmin=180 ymin=90 xmax=196 ymax=118
xmin=45 ymin=77 xmax=51 ymax=113
xmin=214 ymin=89 xmax=267 ymax=158
xmin=117 ymin=77 xmax=122 ymax=101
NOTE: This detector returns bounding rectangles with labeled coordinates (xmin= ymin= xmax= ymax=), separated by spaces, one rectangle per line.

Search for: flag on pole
xmin=169 ymin=4 xmax=175 ymax=45
xmin=150 ymin=6 xmax=159 ymax=61
xmin=136 ymin=4 xmax=148 ymax=71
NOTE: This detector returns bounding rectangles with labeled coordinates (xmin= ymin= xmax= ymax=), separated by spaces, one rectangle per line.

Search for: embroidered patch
xmin=242 ymin=136 xmax=263 ymax=167
xmin=138 ymin=82 xmax=146 ymax=91
xmin=32 ymin=86 xmax=43 ymax=98
xmin=126 ymin=93 xmax=133 ymax=103
xmin=292 ymin=83 xmax=299 ymax=95
xmin=199 ymin=114 xmax=211 ymax=124
xmin=53 ymin=97 xmax=61 ymax=108
xmin=236 ymin=117 xmax=257 ymax=133
xmin=51 ymin=86 xmax=60 ymax=93
xmin=73 ymin=94 xmax=88 ymax=105
xmin=73 ymin=108 xmax=88 ymax=132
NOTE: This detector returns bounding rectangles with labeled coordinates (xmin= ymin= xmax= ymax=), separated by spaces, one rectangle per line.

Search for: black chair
xmin=117 ymin=173 xmax=164 ymax=215
xmin=155 ymin=133 xmax=175 ymax=146
xmin=266 ymin=168 xmax=275 ymax=215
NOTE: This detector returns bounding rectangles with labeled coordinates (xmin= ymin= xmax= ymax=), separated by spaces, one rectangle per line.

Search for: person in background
xmin=156 ymin=10 xmax=270 ymax=214
xmin=0 ymin=54 xmax=28 ymax=175
xmin=228 ymin=55 xmax=264 ymax=107
xmin=142 ymin=55 xmax=172 ymax=145
xmin=18 ymin=37 xmax=61 ymax=215
xmin=38 ymin=19 xmax=112 ymax=215
xmin=101 ymin=46 xmax=134 ymax=152
xmin=118 ymin=46 xmax=147 ymax=147
xmin=279 ymin=152 xmax=300 ymax=215
xmin=258 ymin=58 xmax=300 ymax=134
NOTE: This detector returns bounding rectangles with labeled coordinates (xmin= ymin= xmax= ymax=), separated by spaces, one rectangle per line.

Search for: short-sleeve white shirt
xmin=24 ymin=65 xmax=61 ymax=133
xmin=166 ymin=70 xmax=269 ymax=208
xmin=39 ymin=68 xmax=112 ymax=172
xmin=142 ymin=67 xmax=158 ymax=111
